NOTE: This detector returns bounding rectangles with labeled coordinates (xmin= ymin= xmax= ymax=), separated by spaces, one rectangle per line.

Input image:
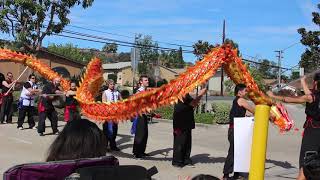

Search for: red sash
xmin=38 ymin=101 xmax=45 ymax=112
xmin=64 ymin=105 xmax=77 ymax=122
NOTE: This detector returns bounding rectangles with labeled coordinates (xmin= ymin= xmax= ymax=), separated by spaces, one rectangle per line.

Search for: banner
xmin=234 ymin=117 xmax=254 ymax=172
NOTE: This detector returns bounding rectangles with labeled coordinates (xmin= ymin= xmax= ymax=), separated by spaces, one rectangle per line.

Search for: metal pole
xmin=132 ymin=35 xmax=137 ymax=92
xmin=220 ymin=19 xmax=226 ymax=96
xmin=275 ymin=50 xmax=283 ymax=87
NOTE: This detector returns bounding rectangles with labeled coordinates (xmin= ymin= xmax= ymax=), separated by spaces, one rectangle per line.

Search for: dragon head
xmin=270 ymin=103 xmax=294 ymax=132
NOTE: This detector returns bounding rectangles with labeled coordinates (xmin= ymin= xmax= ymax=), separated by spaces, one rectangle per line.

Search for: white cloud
xmin=296 ymin=0 xmax=318 ymax=23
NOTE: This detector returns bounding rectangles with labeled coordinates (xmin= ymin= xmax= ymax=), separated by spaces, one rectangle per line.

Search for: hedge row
xmin=154 ymin=102 xmax=231 ymax=124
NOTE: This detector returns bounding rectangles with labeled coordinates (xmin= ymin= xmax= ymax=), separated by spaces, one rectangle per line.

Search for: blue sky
xmin=1 ymin=0 xmax=318 ymax=73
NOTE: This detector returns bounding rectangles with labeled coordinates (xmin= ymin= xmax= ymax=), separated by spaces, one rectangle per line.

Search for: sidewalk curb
xmin=152 ymin=118 xmax=229 ymax=129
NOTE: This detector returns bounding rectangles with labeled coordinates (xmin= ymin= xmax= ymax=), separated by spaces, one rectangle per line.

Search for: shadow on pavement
xmin=266 ymin=159 xmax=297 ymax=169
xmin=192 ymin=153 xmax=225 ymax=164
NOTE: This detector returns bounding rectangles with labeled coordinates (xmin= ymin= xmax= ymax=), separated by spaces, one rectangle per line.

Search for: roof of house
xmin=263 ymin=79 xmax=277 ymax=85
xmin=39 ymin=48 xmax=86 ymax=66
xmin=288 ymin=69 xmax=320 ymax=89
xmin=102 ymin=62 xmax=132 ymax=70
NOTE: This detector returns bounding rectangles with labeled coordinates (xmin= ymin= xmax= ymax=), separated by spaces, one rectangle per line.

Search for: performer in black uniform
xmin=172 ymin=85 xmax=207 ymax=168
xmin=223 ymin=84 xmax=255 ymax=180
xmin=0 ymin=72 xmax=16 ymax=124
xmin=132 ymin=75 xmax=150 ymax=158
xmin=64 ymin=81 xmax=79 ymax=122
xmin=37 ymin=78 xmax=63 ymax=136
xmin=268 ymin=73 xmax=320 ymax=180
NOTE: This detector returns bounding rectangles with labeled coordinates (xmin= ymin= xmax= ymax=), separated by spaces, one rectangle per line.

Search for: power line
xmin=61 ymin=29 xmax=194 ymax=52
xmin=2 ymin=20 xmax=292 ymax=70
xmin=67 ymin=24 xmax=194 ymax=48
xmin=281 ymin=42 xmax=300 ymax=52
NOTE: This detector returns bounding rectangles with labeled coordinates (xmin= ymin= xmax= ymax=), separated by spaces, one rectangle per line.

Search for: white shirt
xmin=103 ymin=89 xmax=120 ymax=102
xmin=137 ymin=86 xmax=146 ymax=93
xmin=20 ymin=81 xmax=36 ymax=106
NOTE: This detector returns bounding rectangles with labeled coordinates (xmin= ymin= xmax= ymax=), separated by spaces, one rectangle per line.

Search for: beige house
xmin=102 ymin=62 xmax=229 ymax=95
xmin=102 ymin=62 xmax=189 ymax=86
xmin=0 ymin=48 xmax=85 ymax=83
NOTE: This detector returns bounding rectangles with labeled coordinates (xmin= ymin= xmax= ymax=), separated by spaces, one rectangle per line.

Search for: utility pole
xmin=275 ymin=50 xmax=283 ymax=87
xmin=220 ymin=19 xmax=226 ymax=96
xmin=132 ymin=34 xmax=138 ymax=92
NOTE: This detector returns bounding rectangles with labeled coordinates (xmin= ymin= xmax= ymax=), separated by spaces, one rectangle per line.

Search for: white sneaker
xmin=18 ymin=127 xmax=23 ymax=130
xmin=31 ymin=127 xmax=37 ymax=130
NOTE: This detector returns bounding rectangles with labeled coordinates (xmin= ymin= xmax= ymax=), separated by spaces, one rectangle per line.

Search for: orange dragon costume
xmin=0 ymin=45 xmax=293 ymax=132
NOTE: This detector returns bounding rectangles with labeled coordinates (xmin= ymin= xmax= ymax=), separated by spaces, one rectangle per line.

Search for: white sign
xmin=300 ymin=68 xmax=304 ymax=77
xmin=234 ymin=117 xmax=254 ymax=172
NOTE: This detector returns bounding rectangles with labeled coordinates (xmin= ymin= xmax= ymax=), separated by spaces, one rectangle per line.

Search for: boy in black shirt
xmin=172 ymin=85 xmax=207 ymax=168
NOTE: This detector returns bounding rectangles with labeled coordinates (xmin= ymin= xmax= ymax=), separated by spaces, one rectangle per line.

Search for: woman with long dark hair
xmin=267 ymin=73 xmax=320 ymax=180
xmin=46 ymin=118 xmax=107 ymax=161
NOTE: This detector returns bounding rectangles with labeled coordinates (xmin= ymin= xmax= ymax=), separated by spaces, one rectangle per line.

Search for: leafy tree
xmin=298 ymin=3 xmax=320 ymax=72
xmin=0 ymin=0 xmax=93 ymax=52
xmin=257 ymin=59 xmax=277 ymax=79
xmin=192 ymin=40 xmax=215 ymax=60
xmin=116 ymin=52 xmax=130 ymax=62
xmin=102 ymin=42 xmax=118 ymax=53
xmin=48 ymin=43 xmax=93 ymax=63
xmin=136 ymin=34 xmax=159 ymax=76
xmin=48 ymin=43 xmax=113 ymax=63
xmin=291 ymin=71 xmax=300 ymax=80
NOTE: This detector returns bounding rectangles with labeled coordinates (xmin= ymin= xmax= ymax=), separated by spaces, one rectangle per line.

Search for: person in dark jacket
xmin=172 ymin=84 xmax=207 ymax=168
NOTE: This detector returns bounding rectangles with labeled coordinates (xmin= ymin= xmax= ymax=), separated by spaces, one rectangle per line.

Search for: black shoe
xmin=222 ymin=174 xmax=230 ymax=180
xmin=53 ymin=130 xmax=59 ymax=135
xmin=142 ymin=153 xmax=150 ymax=157
xmin=184 ymin=159 xmax=193 ymax=165
xmin=134 ymin=154 xmax=143 ymax=159
xmin=110 ymin=147 xmax=120 ymax=151
xmin=172 ymin=162 xmax=184 ymax=168
xmin=39 ymin=133 xmax=44 ymax=136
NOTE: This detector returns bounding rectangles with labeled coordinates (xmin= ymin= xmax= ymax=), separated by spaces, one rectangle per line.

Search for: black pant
xmin=299 ymin=127 xmax=320 ymax=168
xmin=223 ymin=128 xmax=236 ymax=175
xmin=0 ymin=95 xmax=13 ymax=123
xmin=103 ymin=122 xmax=118 ymax=149
xmin=17 ymin=106 xmax=35 ymax=128
xmin=172 ymin=129 xmax=192 ymax=165
xmin=37 ymin=110 xmax=58 ymax=133
xmin=133 ymin=115 xmax=148 ymax=155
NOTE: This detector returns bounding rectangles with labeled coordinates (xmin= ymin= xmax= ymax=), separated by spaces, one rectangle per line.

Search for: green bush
xmin=154 ymin=105 xmax=215 ymax=124
xmin=195 ymin=113 xmax=214 ymax=124
xmin=154 ymin=106 xmax=173 ymax=119
xmin=212 ymin=102 xmax=231 ymax=124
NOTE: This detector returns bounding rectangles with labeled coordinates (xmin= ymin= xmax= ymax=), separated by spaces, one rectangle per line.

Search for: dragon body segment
xmin=0 ymin=45 xmax=293 ymax=131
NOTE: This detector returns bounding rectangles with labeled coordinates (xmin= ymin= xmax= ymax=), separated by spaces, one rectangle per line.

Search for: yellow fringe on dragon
xmin=0 ymin=45 xmax=293 ymax=132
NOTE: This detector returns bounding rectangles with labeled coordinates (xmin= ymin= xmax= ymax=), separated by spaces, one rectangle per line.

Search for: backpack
xmin=66 ymin=165 xmax=158 ymax=180
xmin=3 ymin=156 xmax=119 ymax=180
